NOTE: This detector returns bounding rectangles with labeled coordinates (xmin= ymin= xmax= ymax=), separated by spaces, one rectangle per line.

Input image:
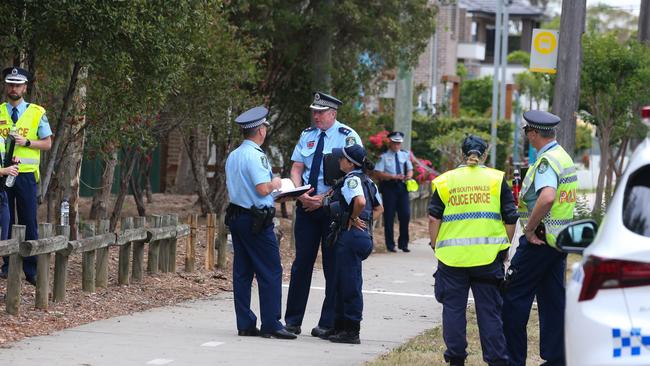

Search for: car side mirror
xmin=555 ymin=219 xmax=598 ymax=254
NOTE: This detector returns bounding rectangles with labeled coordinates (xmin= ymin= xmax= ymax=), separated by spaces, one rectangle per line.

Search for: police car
xmin=556 ymin=134 xmax=650 ymax=365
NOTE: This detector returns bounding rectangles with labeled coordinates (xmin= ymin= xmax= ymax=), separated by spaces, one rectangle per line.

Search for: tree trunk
xmin=142 ymin=154 xmax=154 ymax=203
xmin=109 ymin=148 xmax=141 ymax=232
xmin=130 ymin=172 xmax=146 ymax=217
xmin=89 ymin=151 xmax=118 ymax=220
xmin=593 ymin=129 xmax=609 ymax=217
xmin=552 ymin=0 xmax=586 ymax=159
xmin=640 ymin=0 xmax=650 ymax=45
xmin=605 ymin=155 xmax=615 ymax=206
xmin=182 ymin=127 xmax=215 ymax=214
xmin=173 ymin=143 xmax=195 ymax=194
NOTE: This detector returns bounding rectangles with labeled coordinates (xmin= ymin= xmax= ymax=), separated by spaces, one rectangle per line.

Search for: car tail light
xmin=579 ymin=256 xmax=650 ymax=301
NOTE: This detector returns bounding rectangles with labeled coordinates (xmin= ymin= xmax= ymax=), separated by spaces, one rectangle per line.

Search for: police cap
xmin=462 ymin=135 xmax=488 ymax=157
xmin=388 ymin=131 xmax=405 ymax=143
xmin=234 ymin=106 xmax=270 ymax=129
xmin=332 ymin=144 xmax=367 ymax=167
xmin=522 ymin=110 xmax=561 ymax=130
xmin=309 ymin=92 xmax=343 ymax=110
xmin=2 ymin=67 xmax=31 ymax=85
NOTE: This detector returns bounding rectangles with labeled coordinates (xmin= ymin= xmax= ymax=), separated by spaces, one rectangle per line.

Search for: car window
xmin=623 ymin=164 xmax=650 ymax=237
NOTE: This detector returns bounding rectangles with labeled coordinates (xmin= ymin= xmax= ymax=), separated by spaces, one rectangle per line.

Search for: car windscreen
xmin=623 ymin=164 xmax=650 ymax=237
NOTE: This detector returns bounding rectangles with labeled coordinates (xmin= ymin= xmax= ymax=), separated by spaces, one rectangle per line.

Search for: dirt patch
xmin=1 ymin=194 xmax=430 ymax=345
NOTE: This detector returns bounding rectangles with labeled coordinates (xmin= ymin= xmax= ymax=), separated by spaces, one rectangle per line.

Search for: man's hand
xmin=348 ymin=217 xmax=367 ymax=230
xmin=13 ymin=134 xmax=28 ymax=146
xmin=525 ymin=228 xmax=545 ymax=245
xmin=394 ymin=174 xmax=405 ymax=180
xmin=298 ymin=189 xmax=323 ymax=211
xmin=270 ymin=177 xmax=282 ymax=191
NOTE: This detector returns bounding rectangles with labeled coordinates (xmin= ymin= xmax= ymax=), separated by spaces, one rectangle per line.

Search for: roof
xmin=459 ymin=0 xmax=544 ymax=17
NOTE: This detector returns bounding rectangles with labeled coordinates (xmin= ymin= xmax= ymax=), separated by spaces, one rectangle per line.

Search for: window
xmin=623 ymin=165 xmax=650 ymax=237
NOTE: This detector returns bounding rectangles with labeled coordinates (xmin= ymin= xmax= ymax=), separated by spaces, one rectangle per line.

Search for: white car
xmin=556 ymin=138 xmax=650 ymax=365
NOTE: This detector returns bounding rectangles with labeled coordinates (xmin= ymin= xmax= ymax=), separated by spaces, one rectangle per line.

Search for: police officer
xmin=326 ymin=144 xmax=383 ymax=344
xmin=502 ymin=111 xmax=577 ymax=366
xmin=285 ymin=92 xmax=362 ymax=338
xmin=225 ymin=106 xmax=296 ymax=340
xmin=428 ymin=135 xmax=518 ymax=366
xmin=374 ymin=131 xmax=413 ymax=252
xmin=0 ymin=67 xmax=52 ymax=285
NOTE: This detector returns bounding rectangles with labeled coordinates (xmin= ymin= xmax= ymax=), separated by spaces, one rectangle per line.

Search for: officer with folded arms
xmin=428 ymin=135 xmax=517 ymax=366
xmin=374 ymin=131 xmax=413 ymax=252
xmin=225 ymin=106 xmax=296 ymax=340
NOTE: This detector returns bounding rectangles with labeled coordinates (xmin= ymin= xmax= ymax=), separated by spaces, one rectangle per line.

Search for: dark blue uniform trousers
xmin=229 ymin=213 xmax=283 ymax=333
xmin=334 ymin=228 xmax=373 ymax=324
xmin=2 ymin=173 xmax=38 ymax=279
xmin=502 ymin=236 xmax=566 ymax=366
xmin=381 ymin=181 xmax=410 ymax=250
xmin=285 ymin=206 xmax=336 ymax=329
xmin=435 ymin=258 xmax=508 ymax=366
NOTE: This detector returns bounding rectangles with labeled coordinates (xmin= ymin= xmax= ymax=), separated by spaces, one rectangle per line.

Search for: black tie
xmin=394 ymin=152 xmax=401 ymax=175
xmin=11 ymin=107 xmax=18 ymax=124
xmin=308 ymin=131 xmax=326 ymax=194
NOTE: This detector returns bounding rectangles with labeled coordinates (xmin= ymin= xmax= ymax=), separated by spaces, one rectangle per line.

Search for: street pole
xmin=499 ymin=1 xmax=510 ymax=120
xmin=490 ymin=0 xmax=503 ymax=167
xmin=394 ymin=64 xmax=414 ymax=151
xmin=513 ymin=91 xmax=521 ymax=164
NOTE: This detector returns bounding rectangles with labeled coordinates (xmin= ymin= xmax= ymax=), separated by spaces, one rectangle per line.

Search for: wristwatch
xmin=523 ymin=224 xmax=533 ymax=233
xmin=25 ymin=139 xmax=31 ymax=147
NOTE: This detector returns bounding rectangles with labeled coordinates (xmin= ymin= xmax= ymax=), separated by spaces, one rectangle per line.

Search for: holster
xmin=250 ymin=206 xmax=276 ymax=234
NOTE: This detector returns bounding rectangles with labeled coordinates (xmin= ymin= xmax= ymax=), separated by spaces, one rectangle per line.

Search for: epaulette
xmin=302 ymin=126 xmax=316 ymax=134
xmin=338 ymin=127 xmax=352 ymax=135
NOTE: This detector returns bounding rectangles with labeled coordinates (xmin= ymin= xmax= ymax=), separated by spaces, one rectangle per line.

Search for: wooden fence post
xmin=35 ymin=223 xmax=53 ymax=309
xmin=216 ymin=213 xmax=228 ymax=269
xmin=158 ymin=215 xmax=170 ymax=273
xmin=169 ymin=214 xmax=178 ymax=272
xmin=53 ymin=224 xmax=71 ymax=302
xmin=95 ymin=219 xmax=110 ymax=288
xmin=147 ymin=215 xmax=162 ymax=274
xmin=80 ymin=222 xmax=96 ymax=292
xmin=132 ymin=216 xmax=146 ymax=282
xmin=118 ymin=217 xmax=133 ymax=285
xmin=186 ymin=214 xmax=197 ymax=272
xmin=6 ymin=225 xmax=26 ymax=315
xmin=205 ymin=213 xmax=215 ymax=270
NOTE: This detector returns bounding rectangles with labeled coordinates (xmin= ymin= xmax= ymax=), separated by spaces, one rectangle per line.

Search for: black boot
xmin=444 ymin=356 xmax=465 ymax=366
xmin=329 ymin=320 xmax=360 ymax=344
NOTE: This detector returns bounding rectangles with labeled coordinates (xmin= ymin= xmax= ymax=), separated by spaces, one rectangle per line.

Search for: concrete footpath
xmin=0 ymin=238 xmax=441 ymax=366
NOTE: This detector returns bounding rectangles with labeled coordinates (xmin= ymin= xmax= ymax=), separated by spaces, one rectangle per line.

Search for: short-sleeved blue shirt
xmin=4 ymin=100 xmax=52 ymax=138
xmin=341 ymin=169 xmax=383 ymax=205
xmin=523 ymin=141 xmax=559 ymax=212
xmin=374 ymin=149 xmax=413 ymax=175
xmin=291 ymin=120 xmax=361 ymax=194
xmin=225 ymin=139 xmax=274 ymax=209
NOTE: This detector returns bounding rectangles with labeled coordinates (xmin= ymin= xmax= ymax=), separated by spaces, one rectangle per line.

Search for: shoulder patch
xmin=537 ymin=160 xmax=549 ymax=174
xmin=345 ymin=136 xmax=357 ymax=146
xmin=260 ymin=155 xmax=269 ymax=169
xmin=347 ymin=178 xmax=359 ymax=189
xmin=338 ymin=127 xmax=352 ymax=135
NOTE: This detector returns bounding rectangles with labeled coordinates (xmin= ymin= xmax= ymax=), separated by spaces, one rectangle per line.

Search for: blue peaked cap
xmin=235 ymin=106 xmax=270 ymax=129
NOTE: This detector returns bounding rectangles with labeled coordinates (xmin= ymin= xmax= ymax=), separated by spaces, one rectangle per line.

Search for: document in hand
xmin=272 ymin=178 xmax=311 ymax=199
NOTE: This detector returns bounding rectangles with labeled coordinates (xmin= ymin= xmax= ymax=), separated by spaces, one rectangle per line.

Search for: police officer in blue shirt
xmin=0 ymin=67 xmax=52 ymax=285
xmin=225 ymin=106 xmax=296 ymax=340
xmin=326 ymin=144 xmax=383 ymax=344
xmin=374 ymin=131 xmax=413 ymax=252
xmin=284 ymin=92 xmax=362 ymax=338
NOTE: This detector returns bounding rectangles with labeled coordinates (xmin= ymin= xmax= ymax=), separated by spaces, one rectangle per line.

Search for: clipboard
xmin=272 ymin=178 xmax=311 ymax=200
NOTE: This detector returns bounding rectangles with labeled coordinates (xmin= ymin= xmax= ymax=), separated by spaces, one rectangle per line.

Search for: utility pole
xmin=499 ymin=2 xmax=510 ymax=120
xmin=490 ymin=0 xmax=503 ymax=167
xmin=551 ymin=0 xmax=586 ymax=159
xmin=640 ymin=0 xmax=650 ymax=45
xmin=394 ymin=65 xmax=414 ymax=150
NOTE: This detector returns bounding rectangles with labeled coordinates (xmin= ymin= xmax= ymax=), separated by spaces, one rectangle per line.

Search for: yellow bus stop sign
xmin=530 ymin=29 xmax=559 ymax=74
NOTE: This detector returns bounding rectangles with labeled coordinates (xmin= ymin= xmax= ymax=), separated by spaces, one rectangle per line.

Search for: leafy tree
xmin=581 ymin=33 xmax=650 ymax=216
xmin=459 ymin=76 xmax=492 ymax=117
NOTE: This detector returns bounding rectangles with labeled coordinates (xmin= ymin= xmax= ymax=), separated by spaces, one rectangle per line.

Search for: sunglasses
xmin=522 ymin=125 xmax=536 ymax=134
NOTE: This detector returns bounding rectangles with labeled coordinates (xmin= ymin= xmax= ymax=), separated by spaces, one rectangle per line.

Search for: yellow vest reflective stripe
xmin=518 ymin=144 xmax=577 ymax=247
xmin=0 ymin=103 xmax=44 ymax=180
xmin=432 ymin=165 xmax=510 ymax=267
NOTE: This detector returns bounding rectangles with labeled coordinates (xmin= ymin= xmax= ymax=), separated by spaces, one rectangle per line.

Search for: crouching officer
xmin=374 ymin=131 xmax=413 ymax=252
xmin=225 ymin=106 xmax=296 ymax=340
xmin=324 ymin=144 xmax=383 ymax=344
xmin=428 ymin=135 xmax=518 ymax=366
xmin=502 ymin=111 xmax=577 ymax=366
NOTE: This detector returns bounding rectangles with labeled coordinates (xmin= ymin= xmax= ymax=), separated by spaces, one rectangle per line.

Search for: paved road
xmin=0 ymin=238 xmax=441 ymax=366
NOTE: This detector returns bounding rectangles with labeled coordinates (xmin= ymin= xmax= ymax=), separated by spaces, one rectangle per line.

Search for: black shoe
xmin=329 ymin=330 xmax=360 ymax=344
xmin=238 ymin=327 xmax=260 ymax=336
xmin=311 ymin=326 xmax=335 ymax=339
xmin=26 ymin=276 xmax=37 ymax=286
xmin=260 ymin=328 xmax=297 ymax=339
xmin=284 ymin=324 xmax=301 ymax=335
xmin=401 ymin=248 xmax=410 ymax=253
xmin=387 ymin=248 xmax=397 ymax=253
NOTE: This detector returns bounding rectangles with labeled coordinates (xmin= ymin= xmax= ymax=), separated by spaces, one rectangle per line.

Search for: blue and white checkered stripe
xmin=442 ymin=212 xmax=502 ymax=222
xmin=612 ymin=328 xmax=650 ymax=358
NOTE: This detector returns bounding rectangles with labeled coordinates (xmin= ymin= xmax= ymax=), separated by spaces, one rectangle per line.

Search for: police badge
xmin=537 ymin=160 xmax=549 ymax=174
xmin=261 ymin=156 xmax=269 ymax=169
xmin=347 ymin=179 xmax=358 ymax=189
xmin=345 ymin=136 xmax=356 ymax=146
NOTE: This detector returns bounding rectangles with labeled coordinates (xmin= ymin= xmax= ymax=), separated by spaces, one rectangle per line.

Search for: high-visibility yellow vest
xmin=0 ymin=103 xmax=44 ymax=181
xmin=432 ymin=165 xmax=510 ymax=267
xmin=518 ymin=143 xmax=577 ymax=248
